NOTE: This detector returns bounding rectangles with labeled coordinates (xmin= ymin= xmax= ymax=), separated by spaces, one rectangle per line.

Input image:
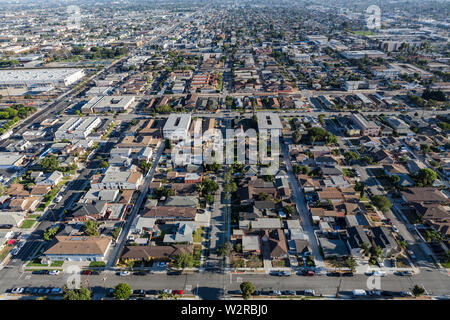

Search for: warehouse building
xmin=0 ymin=68 xmax=85 ymax=88
xmin=54 ymin=117 xmax=102 ymax=140
xmin=81 ymin=95 xmax=135 ymax=114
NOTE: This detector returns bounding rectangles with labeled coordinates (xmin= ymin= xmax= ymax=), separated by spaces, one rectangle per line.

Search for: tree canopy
xmin=114 ymin=283 xmax=132 ymax=300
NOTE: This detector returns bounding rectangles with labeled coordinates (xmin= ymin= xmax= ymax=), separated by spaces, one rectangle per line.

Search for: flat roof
xmin=0 ymin=68 xmax=83 ymax=85
xmin=163 ymin=113 xmax=192 ymax=132
xmin=257 ymin=112 xmax=283 ymax=130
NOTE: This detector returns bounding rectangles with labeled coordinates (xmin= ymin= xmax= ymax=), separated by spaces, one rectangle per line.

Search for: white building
xmin=0 ymin=69 xmax=85 ymax=88
xmin=163 ymin=113 xmax=192 ymax=140
xmin=81 ymin=95 xmax=135 ymax=114
xmin=257 ymin=112 xmax=283 ymax=135
xmin=54 ymin=117 xmax=102 ymax=140
xmin=91 ymin=166 xmax=143 ymax=190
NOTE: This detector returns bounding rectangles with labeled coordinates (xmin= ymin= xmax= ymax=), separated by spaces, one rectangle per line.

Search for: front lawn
xmin=20 ymin=219 xmax=36 ymax=229
xmin=0 ymin=246 xmax=13 ymax=261
xmin=193 ymin=228 xmax=204 ymax=243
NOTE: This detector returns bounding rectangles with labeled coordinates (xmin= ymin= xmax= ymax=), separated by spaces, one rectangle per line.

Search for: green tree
xmin=240 ymin=281 xmax=256 ymax=300
xmin=83 ymin=221 xmax=99 ymax=236
xmin=139 ymin=160 xmax=152 ymax=174
xmin=217 ymin=241 xmax=232 ymax=257
xmin=63 ymin=286 xmax=91 ymax=300
xmin=416 ymin=168 xmax=438 ymax=186
xmin=293 ymin=129 xmax=302 ymax=144
xmin=99 ymin=160 xmax=109 ymax=169
xmin=165 ymin=138 xmax=172 ymax=150
xmin=372 ymin=195 xmax=392 ymax=213
xmin=412 ymin=285 xmax=425 ymax=297
xmin=43 ymin=226 xmax=59 ymax=241
xmin=40 ymin=156 xmax=60 ymax=172
xmin=344 ymin=151 xmax=360 ymax=162
xmin=114 ymin=283 xmax=132 ymax=300
xmin=173 ymin=252 xmax=194 ymax=269
xmin=205 ymin=194 xmax=214 ymax=204
xmin=257 ymin=193 xmax=269 ymax=201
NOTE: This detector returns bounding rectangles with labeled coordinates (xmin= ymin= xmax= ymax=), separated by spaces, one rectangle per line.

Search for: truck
xmin=352 ymin=289 xmax=367 ymax=297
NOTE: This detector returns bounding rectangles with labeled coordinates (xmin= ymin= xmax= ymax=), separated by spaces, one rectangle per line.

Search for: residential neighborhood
xmin=0 ymin=0 xmax=448 ymax=304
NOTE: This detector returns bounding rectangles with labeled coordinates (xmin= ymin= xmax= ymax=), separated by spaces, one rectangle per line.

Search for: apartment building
xmin=350 ymin=113 xmax=380 ymax=136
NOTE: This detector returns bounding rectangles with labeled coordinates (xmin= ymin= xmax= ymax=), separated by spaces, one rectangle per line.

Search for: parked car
xmin=400 ymin=291 xmax=413 ymax=297
xmin=326 ymin=272 xmax=341 ymax=277
xmin=342 ymin=272 xmax=354 ymax=277
xmin=304 ymin=289 xmax=316 ymax=296
xmin=271 ymin=290 xmax=282 ymax=296
xmin=172 ymin=290 xmax=183 ymax=295
xmin=48 ymin=270 xmax=60 ymax=275
xmin=81 ymin=270 xmax=92 ymax=275
xmin=368 ymin=290 xmax=382 ymax=296
xmin=373 ymin=271 xmax=386 ymax=277
xmin=50 ymin=288 xmax=63 ymax=295
xmin=352 ymin=289 xmax=367 ymax=297
xmin=33 ymin=270 xmax=48 ymax=275
xmin=226 ymin=290 xmax=241 ymax=295
xmin=133 ymin=289 xmax=145 ymax=297
xmin=392 ymin=225 xmax=399 ymax=233
xmin=119 ymin=271 xmax=131 ymax=276
xmin=282 ymin=290 xmax=296 ymax=296
xmin=145 ymin=290 xmax=159 ymax=295
xmin=11 ymin=287 xmax=24 ymax=294
xmin=24 ymin=287 xmax=34 ymax=294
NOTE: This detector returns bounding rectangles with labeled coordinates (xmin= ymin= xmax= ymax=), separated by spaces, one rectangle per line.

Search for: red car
xmin=172 ymin=290 xmax=183 ymax=295
xmin=81 ymin=270 xmax=92 ymax=275
xmin=302 ymin=270 xmax=315 ymax=276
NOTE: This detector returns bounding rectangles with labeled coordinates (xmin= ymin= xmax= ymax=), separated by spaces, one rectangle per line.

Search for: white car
xmin=272 ymin=290 xmax=282 ymax=296
xmin=392 ymin=225 xmax=399 ymax=233
xmin=373 ymin=271 xmax=386 ymax=277
xmin=119 ymin=271 xmax=131 ymax=276
xmin=11 ymin=287 xmax=24 ymax=294
xmin=49 ymin=270 xmax=60 ymax=275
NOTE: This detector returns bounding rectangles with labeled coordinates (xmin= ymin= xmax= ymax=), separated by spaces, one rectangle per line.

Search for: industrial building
xmin=0 ymin=68 xmax=85 ymax=88
xmin=54 ymin=117 xmax=102 ymax=140
xmin=81 ymin=95 xmax=135 ymax=114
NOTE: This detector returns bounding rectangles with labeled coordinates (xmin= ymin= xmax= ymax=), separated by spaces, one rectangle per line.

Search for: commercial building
xmin=43 ymin=236 xmax=112 ymax=262
xmin=350 ymin=112 xmax=380 ymax=136
xmin=91 ymin=166 xmax=143 ymax=190
xmin=0 ymin=152 xmax=26 ymax=169
xmin=0 ymin=68 xmax=85 ymax=88
xmin=54 ymin=117 xmax=102 ymax=140
xmin=81 ymin=95 xmax=135 ymax=114
xmin=163 ymin=113 xmax=192 ymax=140
xmin=257 ymin=112 xmax=283 ymax=135
xmin=341 ymin=50 xmax=386 ymax=60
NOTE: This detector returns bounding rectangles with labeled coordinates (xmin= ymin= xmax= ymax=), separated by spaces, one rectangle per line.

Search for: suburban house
xmin=43 ymin=236 xmax=112 ymax=261
xmin=346 ymin=226 xmax=371 ymax=257
xmin=121 ymin=244 xmax=193 ymax=262
xmin=370 ymin=226 xmax=398 ymax=256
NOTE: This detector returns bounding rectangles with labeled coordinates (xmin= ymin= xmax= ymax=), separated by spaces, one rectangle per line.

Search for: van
xmin=352 ymin=289 xmax=367 ymax=296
